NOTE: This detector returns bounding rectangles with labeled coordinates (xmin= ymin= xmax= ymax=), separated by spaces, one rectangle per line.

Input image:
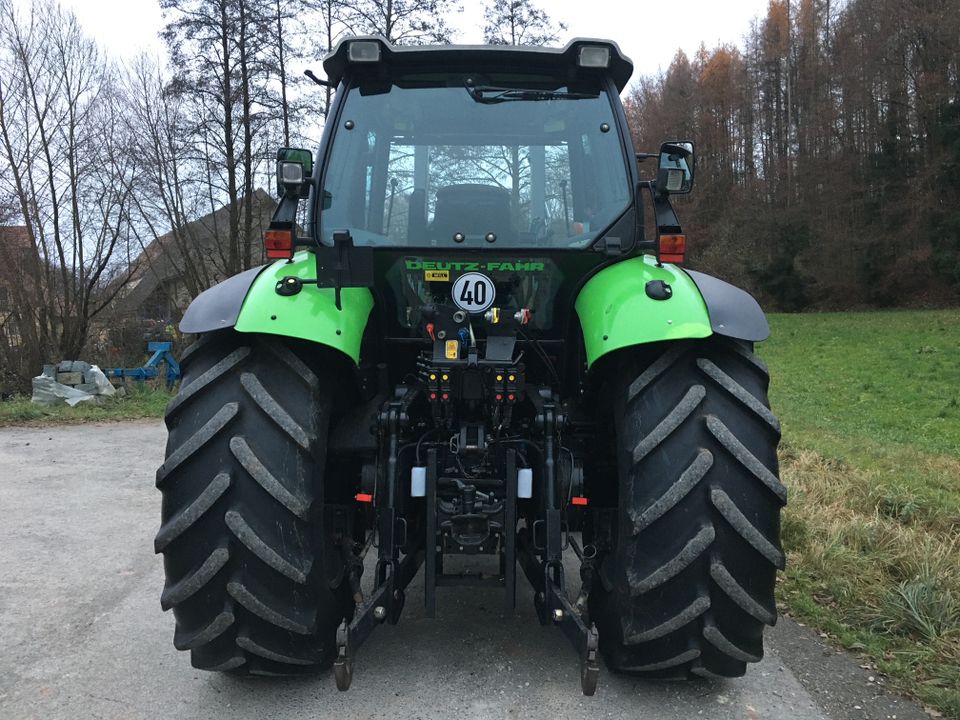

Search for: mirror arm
xmin=649 ymin=184 xmax=682 ymax=235
xmin=279 ymin=175 xmax=314 ymax=200
xmin=269 ymin=194 xmax=300 ymax=229
xmin=304 ymin=69 xmax=334 ymax=88
xmin=632 ymin=181 xmax=658 ymax=252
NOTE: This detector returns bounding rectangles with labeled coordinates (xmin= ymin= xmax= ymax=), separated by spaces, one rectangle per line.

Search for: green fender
xmin=575 ymin=255 xmax=712 ymax=368
xmin=234 ymin=251 xmax=374 ymax=364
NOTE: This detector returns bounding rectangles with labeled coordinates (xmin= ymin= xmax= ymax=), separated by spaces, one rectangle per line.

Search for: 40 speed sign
xmin=451 ymin=272 xmax=496 ymax=314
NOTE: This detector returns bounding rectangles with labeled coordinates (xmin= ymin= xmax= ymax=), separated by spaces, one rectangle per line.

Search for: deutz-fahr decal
xmin=405 ymin=259 xmax=546 ymax=273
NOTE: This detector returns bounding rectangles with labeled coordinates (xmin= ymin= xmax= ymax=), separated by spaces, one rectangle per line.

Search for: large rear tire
xmin=155 ymin=331 xmax=352 ymax=674
xmin=591 ymin=337 xmax=786 ymax=677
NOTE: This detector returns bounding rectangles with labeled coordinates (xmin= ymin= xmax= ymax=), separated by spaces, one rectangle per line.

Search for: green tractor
xmin=156 ymin=37 xmax=784 ymax=695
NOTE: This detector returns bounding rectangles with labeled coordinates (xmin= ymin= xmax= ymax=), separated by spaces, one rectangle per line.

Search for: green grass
xmin=765 ymin=310 xmax=960 ymax=454
xmin=0 ymin=383 xmax=172 ymax=427
xmin=760 ymin=309 xmax=960 ymax=717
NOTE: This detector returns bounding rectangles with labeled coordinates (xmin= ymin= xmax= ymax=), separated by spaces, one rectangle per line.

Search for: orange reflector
xmin=355 ymin=492 xmax=373 ymax=503
xmin=659 ymin=234 xmax=686 ymax=264
xmin=265 ymin=229 xmax=294 ymax=259
xmin=571 ymin=496 xmax=589 ymax=506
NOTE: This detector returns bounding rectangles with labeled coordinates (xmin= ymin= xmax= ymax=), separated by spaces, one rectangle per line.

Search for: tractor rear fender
xmin=575 ymin=255 xmax=768 ymax=368
xmin=178 ymin=251 xmax=374 ymax=365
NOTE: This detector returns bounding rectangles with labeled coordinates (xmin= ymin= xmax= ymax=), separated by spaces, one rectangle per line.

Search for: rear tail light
xmin=659 ymin=234 xmax=686 ymax=264
xmin=265 ymin=229 xmax=294 ymax=260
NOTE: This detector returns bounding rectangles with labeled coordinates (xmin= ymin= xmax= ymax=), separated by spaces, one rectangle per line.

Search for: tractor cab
xmin=314 ymin=38 xmax=635 ymax=252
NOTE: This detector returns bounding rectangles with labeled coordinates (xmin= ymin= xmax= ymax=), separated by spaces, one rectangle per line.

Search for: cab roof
xmin=322 ymin=36 xmax=635 ymax=93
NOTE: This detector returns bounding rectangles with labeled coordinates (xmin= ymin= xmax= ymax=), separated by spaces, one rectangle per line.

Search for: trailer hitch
xmin=335 ymin=389 xmax=423 ymax=691
xmin=518 ymin=530 xmax=600 ymax=695
xmin=333 ymin=568 xmax=393 ymax=691
xmin=517 ymin=392 xmax=600 ymax=695
xmin=334 ymin=549 xmax=423 ymax=691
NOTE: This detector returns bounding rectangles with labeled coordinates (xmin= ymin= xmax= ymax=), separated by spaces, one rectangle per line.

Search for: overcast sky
xmin=56 ymin=0 xmax=772 ymax=84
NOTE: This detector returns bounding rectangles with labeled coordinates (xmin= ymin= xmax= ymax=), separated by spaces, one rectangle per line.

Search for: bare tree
xmin=338 ymin=0 xmax=460 ymax=44
xmin=161 ymin=0 xmax=281 ymax=277
xmin=483 ymin=0 xmax=566 ymax=47
xmin=301 ymin=0 xmax=353 ymax=117
xmin=0 ymin=0 xmax=137 ymax=385
xmin=122 ymin=56 xmax=216 ymax=302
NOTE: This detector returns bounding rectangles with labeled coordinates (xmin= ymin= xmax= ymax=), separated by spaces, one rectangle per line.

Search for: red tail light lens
xmin=659 ymin=234 xmax=686 ymax=264
xmin=265 ymin=229 xmax=294 ymax=259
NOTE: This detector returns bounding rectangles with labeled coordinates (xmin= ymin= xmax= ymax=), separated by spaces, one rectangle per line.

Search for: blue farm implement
xmin=105 ymin=342 xmax=180 ymax=387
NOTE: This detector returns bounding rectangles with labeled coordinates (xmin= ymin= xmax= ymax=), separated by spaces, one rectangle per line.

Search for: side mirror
xmin=656 ymin=141 xmax=695 ymax=195
xmin=276 ymin=147 xmax=314 ymax=199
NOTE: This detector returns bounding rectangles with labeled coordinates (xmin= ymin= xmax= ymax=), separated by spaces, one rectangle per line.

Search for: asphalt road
xmin=0 ymin=421 xmax=932 ymax=720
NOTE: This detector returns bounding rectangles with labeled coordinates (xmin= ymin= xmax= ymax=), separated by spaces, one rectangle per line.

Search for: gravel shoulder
xmin=0 ymin=422 xmax=932 ymax=720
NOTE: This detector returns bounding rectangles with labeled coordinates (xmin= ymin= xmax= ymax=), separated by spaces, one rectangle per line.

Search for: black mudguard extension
xmin=177 ymin=264 xmax=767 ymax=343
xmin=179 ymin=265 xmax=266 ymax=334
xmin=683 ymin=269 xmax=769 ymax=342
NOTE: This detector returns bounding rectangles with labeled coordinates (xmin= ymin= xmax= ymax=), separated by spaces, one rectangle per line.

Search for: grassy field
xmin=760 ymin=309 xmax=960 ymax=717
xmin=0 ymin=383 xmax=172 ymax=427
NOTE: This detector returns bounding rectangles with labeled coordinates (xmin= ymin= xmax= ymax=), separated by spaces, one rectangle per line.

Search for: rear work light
xmin=578 ymin=46 xmax=611 ymax=68
xmin=265 ymin=229 xmax=294 ymax=260
xmin=659 ymin=234 xmax=686 ymax=264
xmin=348 ymin=40 xmax=381 ymax=63
xmin=280 ymin=161 xmax=304 ymax=186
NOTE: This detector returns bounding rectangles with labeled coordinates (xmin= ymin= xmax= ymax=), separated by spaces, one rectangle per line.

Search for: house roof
xmin=0 ymin=225 xmax=31 ymax=250
xmin=121 ymin=189 xmax=276 ymax=312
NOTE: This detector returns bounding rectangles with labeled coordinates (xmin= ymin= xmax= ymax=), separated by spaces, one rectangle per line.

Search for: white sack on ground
xmin=31 ymin=375 xmax=97 ymax=407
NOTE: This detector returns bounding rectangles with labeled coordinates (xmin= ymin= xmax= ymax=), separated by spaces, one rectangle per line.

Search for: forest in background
xmin=626 ymin=0 xmax=960 ymax=310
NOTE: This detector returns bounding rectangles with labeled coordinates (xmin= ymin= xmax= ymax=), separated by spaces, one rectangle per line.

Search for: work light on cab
xmin=348 ymin=40 xmax=381 ymax=63
xmin=577 ymin=45 xmax=611 ymax=68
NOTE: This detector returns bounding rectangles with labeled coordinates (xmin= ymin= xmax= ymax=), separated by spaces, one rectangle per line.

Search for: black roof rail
xmin=321 ymin=36 xmax=634 ymax=92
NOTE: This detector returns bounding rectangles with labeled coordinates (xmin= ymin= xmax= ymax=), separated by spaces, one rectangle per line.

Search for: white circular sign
xmin=451 ymin=272 xmax=496 ymax=314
